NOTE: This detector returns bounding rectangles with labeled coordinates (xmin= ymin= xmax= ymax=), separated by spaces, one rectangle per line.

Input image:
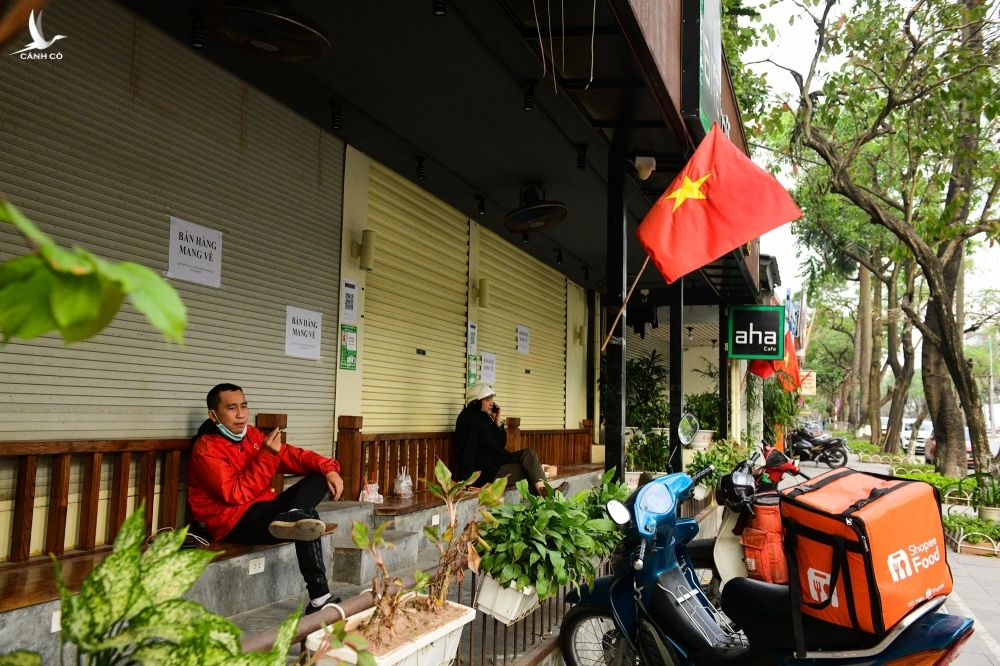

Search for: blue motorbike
xmin=559 ymin=466 xmax=974 ymax=666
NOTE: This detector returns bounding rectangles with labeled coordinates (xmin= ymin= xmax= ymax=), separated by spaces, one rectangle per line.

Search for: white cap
xmin=466 ymin=383 xmax=496 ymax=403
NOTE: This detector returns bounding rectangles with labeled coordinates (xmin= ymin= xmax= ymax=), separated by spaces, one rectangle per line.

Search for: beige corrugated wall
xmin=361 ymin=163 xmax=470 ymax=432
xmin=0 ymin=1 xmax=343 ymax=555
xmin=478 ymin=229 xmax=566 ymax=429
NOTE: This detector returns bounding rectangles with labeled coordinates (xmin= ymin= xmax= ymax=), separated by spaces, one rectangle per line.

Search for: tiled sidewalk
xmin=948 ymin=552 xmax=1000 ymax=665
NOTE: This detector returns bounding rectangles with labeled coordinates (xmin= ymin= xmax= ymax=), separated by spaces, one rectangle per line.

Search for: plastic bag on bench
xmin=359 ymin=481 xmax=384 ymax=503
xmin=394 ymin=467 xmax=414 ymax=498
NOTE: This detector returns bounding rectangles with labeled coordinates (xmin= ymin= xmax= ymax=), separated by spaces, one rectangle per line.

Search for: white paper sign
xmin=467 ymin=322 xmax=478 ymax=355
xmin=480 ymin=352 xmax=496 ymax=383
xmin=341 ymin=279 xmax=358 ymax=324
xmin=516 ymin=325 xmax=530 ymax=354
xmin=285 ymin=306 xmax=323 ymax=360
xmin=167 ymin=216 xmax=222 ymax=287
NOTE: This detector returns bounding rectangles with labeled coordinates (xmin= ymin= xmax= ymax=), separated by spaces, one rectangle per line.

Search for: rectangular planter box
xmin=476 ymin=574 xmax=540 ymax=625
xmin=305 ymin=599 xmax=475 ymax=666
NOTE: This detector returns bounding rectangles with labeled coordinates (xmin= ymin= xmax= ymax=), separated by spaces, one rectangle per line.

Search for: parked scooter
xmin=787 ymin=427 xmax=849 ymax=468
xmin=559 ymin=465 xmax=974 ymax=666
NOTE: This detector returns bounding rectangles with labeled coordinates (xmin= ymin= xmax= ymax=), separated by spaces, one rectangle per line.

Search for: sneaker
xmin=305 ymin=596 xmax=343 ymax=616
xmin=268 ymin=509 xmax=326 ymax=541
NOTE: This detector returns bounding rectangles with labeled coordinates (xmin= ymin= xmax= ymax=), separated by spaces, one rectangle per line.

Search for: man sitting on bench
xmin=188 ymin=383 xmax=344 ymax=615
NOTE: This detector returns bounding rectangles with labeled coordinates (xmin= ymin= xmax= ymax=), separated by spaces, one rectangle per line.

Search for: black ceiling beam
xmin=561 ymin=78 xmax=646 ymax=90
xmin=591 ymin=120 xmax=666 ymax=129
xmin=515 ymin=25 xmax=622 ymax=38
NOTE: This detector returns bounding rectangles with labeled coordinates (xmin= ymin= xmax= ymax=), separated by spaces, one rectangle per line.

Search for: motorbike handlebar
xmin=689 ymin=465 xmax=714 ymax=486
xmin=634 ymin=537 xmax=648 ymax=571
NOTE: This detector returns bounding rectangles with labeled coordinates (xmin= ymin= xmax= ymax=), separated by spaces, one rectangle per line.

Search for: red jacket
xmin=187 ymin=424 xmax=340 ymax=540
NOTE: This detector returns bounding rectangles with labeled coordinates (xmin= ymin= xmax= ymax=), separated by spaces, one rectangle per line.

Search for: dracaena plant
xmin=0 ymin=503 xmax=299 ymax=666
xmin=477 ymin=480 xmax=615 ymax=601
xmin=421 ymin=460 xmax=506 ymax=612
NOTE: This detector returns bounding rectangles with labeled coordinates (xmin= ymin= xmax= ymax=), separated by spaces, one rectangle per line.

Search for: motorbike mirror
xmin=606 ymin=500 xmax=631 ymax=526
xmin=677 ymin=412 xmax=699 ymax=446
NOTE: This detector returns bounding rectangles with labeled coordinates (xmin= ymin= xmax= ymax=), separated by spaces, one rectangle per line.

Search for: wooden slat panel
xmin=137 ymin=452 xmax=156 ymax=535
xmin=158 ymin=450 xmax=181 ymax=529
xmin=45 ymin=454 xmax=71 ymax=556
xmin=108 ymin=451 xmax=131 ymax=542
xmin=77 ymin=453 xmax=102 ymax=551
xmin=0 ymin=438 xmax=191 ymax=456
xmin=10 ymin=456 xmax=38 ymax=562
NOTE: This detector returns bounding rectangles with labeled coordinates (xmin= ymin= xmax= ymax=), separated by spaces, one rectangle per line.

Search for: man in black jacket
xmin=454 ymin=383 xmax=568 ymax=496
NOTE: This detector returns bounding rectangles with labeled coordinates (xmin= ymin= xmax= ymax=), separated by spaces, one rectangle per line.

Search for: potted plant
xmin=969 ymin=473 xmax=1000 ymax=523
xmin=684 ymin=391 xmax=720 ymax=450
xmin=305 ymin=462 xmax=506 ymax=665
xmin=625 ymin=430 xmax=672 ymax=489
xmin=475 ymin=479 xmax=615 ymax=623
xmin=686 ymin=438 xmax=749 ymax=499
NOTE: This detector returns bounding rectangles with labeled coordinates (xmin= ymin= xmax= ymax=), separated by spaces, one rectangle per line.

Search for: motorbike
xmin=786 ymin=427 xmax=849 ymax=468
xmin=559 ymin=465 xmax=974 ymax=666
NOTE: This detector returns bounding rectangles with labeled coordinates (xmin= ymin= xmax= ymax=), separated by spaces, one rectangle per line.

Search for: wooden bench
xmin=0 ymin=413 xmax=292 ymax=613
xmin=335 ymin=415 xmax=596 ymax=516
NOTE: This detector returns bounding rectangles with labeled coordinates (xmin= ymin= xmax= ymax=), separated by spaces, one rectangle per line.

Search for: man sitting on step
xmin=187 ymin=383 xmax=345 ymax=615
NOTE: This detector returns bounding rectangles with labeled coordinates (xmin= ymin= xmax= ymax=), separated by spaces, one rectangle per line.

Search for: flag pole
xmin=601 ymin=256 xmax=650 ymax=353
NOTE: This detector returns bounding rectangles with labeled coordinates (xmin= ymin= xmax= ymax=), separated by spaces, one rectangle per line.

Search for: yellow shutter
xmin=477 ymin=230 xmax=566 ymax=428
xmin=362 ymin=163 xmax=470 ymax=431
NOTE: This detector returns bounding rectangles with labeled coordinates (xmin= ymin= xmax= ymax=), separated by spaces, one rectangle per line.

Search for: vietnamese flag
xmin=636 ymin=123 xmax=802 ymax=283
xmin=773 ymin=330 xmax=802 ymax=392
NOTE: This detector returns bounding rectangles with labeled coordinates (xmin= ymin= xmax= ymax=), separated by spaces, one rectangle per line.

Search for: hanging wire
xmin=561 ymin=0 xmax=566 ymax=69
xmin=547 ymin=0 xmax=557 ymax=93
xmin=531 ymin=0 xmax=547 ymax=79
xmin=587 ymin=0 xmax=596 ymax=89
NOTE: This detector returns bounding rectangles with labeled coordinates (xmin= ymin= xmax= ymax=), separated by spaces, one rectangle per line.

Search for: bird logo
xmin=10 ymin=10 xmax=67 ymax=56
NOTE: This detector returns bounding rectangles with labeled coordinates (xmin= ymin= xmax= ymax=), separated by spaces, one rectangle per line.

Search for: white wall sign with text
xmin=341 ymin=279 xmax=359 ymax=325
xmin=480 ymin=352 xmax=496 ymax=383
xmin=467 ymin=322 xmax=478 ymax=355
xmin=285 ymin=306 xmax=323 ymax=360
xmin=167 ymin=216 xmax=222 ymax=288
xmin=516 ymin=325 xmax=530 ymax=354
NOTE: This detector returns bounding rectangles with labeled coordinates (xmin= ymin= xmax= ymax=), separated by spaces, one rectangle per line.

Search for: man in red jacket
xmin=188 ymin=383 xmax=345 ymax=614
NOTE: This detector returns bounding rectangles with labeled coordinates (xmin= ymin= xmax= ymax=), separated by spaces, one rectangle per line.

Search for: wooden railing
xmin=0 ymin=413 xmax=287 ymax=564
xmin=336 ymin=416 xmax=593 ymax=501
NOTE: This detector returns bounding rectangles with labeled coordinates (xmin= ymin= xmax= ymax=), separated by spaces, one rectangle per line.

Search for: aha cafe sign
xmin=728 ymin=305 xmax=784 ymax=360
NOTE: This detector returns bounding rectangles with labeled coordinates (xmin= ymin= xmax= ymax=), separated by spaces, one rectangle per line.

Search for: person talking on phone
xmin=454 ymin=383 xmax=568 ymax=497
xmin=187 ymin=383 xmax=344 ymax=614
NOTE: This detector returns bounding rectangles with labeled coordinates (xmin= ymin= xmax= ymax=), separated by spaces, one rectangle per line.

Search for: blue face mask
xmin=215 ymin=421 xmax=248 ymax=442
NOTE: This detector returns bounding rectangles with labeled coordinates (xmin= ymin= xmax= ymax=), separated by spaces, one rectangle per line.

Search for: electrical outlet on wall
xmin=431 ymin=513 xmax=440 ymax=526
xmin=248 ymin=557 xmax=266 ymax=576
xmin=51 ymin=610 xmax=61 ymax=633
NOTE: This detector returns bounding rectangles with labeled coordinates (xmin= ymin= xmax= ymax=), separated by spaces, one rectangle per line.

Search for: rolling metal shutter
xmin=0 ymin=1 xmax=343 ymax=454
xmin=478 ymin=230 xmax=566 ymax=428
xmin=361 ymin=163 xmax=470 ymax=432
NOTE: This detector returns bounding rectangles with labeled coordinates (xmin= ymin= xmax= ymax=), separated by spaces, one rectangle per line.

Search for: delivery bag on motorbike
xmin=739 ymin=492 xmax=788 ymax=584
xmin=779 ymin=468 xmax=952 ymax=637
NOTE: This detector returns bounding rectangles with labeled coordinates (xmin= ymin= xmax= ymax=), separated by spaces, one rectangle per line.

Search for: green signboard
xmin=728 ymin=305 xmax=784 ymax=360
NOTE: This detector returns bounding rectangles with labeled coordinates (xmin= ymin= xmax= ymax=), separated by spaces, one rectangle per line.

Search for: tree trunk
xmin=858 ymin=265 xmax=873 ymax=432
xmin=848 ymin=302 xmax=864 ymax=430
xmin=883 ymin=264 xmax=915 ymax=455
xmin=868 ymin=276 xmax=883 ymax=446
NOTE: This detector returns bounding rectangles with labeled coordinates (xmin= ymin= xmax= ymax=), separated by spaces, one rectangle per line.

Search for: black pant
xmin=224 ymin=473 xmax=331 ymax=599
xmin=496 ymin=449 xmax=546 ymax=490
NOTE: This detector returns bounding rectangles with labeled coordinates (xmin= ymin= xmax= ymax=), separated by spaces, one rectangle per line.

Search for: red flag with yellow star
xmin=636 ymin=123 xmax=802 ymax=283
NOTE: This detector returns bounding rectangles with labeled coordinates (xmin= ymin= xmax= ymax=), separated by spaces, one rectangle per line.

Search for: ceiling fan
xmin=503 ymin=183 xmax=568 ymax=234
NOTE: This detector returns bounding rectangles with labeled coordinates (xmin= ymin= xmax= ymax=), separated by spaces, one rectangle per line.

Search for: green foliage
xmin=943 ymin=514 xmax=1000 ymax=544
xmin=968 ymin=474 xmax=1000 ymax=509
xmin=846 ymin=439 xmax=881 ymax=456
xmin=895 ymin=470 xmax=965 ymax=493
xmin=686 ymin=439 xmax=749 ymax=489
xmin=625 ymin=430 xmax=671 ymax=473
xmin=684 ymin=391 xmax=720 ymax=433
xmin=0 ymin=200 xmax=186 ymax=344
xmin=0 ymin=504 xmax=298 ymax=665
xmin=625 ymin=351 xmax=670 ymax=431
xmin=310 ymin=620 xmax=376 ymax=666
xmin=478 ymin=480 xmax=615 ymax=601
xmin=763 ymin=378 xmax=798 ymax=446
xmin=0 ymin=653 xmax=41 ymax=666
xmin=577 ymin=468 xmax=629 ymax=559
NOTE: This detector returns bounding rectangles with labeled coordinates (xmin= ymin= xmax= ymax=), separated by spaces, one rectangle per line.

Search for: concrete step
xmin=327 ymin=529 xmax=420 ymax=586
xmin=316 ymin=499 xmax=375 ymax=527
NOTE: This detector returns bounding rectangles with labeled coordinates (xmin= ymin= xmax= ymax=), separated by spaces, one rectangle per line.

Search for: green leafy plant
xmin=0 ymin=199 xmax=186 ymax=344
xmin=942 ymin=514 xmax=1000 ymax=544
xmin=477 ymin=479 xmax=615 ymax=601
xmin=0 ymin=504 xmax=298 ymax=665
xmin=576 ymin=468 xmax=629 ymax=559
xmin=684 ymin=390 xmax=720 ymax=433
xmin=421 ymin=461 xmax=506 ymax=611
xmin=763 ymin=378 xmax=799 ymax=446
xmin=968 ymin=473 xmax=1000 ymax=509
xmin=894 ymin=471 xmax=966 ymax=494
xmin=302 ymin=619 xmax=375 ymax=666
xmin=600 ymin=351 xmax=670 ymax=431
xmin=625 ymin=430 xmax=671 ymax=473
xmin=685 ymin=439 xmax=749 ymax=490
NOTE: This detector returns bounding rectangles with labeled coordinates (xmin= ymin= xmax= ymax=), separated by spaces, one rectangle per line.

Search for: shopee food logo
xmin=806 ymin=568 xmax=839 ymax=608
xmin=887 ymin=537 xmax=940 ymax=582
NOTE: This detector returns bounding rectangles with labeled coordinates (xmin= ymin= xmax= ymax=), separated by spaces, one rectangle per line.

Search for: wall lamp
xmin=686 ymin=325 xmax=694 ymax=341
xmin=573 ymin=324 xmax=585 ymax=345
xmin=634 ymin=156 xmax=656 ymax=181
xmin=472 ymin=277 xmax=492 ymax=308
xmin=352 ymin=229 xmax=377 ymax=271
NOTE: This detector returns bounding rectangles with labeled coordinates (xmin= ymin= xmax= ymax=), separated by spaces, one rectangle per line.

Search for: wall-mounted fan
xmin=503 ymin=183 xmax=568 ymax=233
xmin=204 ymin=1 xmax=329 ymax=61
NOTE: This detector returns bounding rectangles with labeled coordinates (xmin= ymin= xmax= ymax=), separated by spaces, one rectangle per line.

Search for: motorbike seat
xmin=721 ymin=577 xmax=880 ymax=652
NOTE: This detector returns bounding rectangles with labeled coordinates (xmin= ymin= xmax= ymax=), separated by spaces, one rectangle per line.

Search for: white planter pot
xmin=691 ymin=430 xmax=715 ymax=450
xmin=693 ymin=483 xmax=712 ymax=501
xmin=476 ymin=574 xmax=540 ymax=625
xmin=624 ymin=472 xmax=642 ymax=491
xmin=305 ymin=599 xmax=475 ymax=666
xmin=978 ymin=506 xmax=1000 ymax=523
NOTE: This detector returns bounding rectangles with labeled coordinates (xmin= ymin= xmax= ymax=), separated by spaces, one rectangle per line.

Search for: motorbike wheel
xmin=560 ymin=603 xmax=640 ymax=666
xmin=823 ymin=446 xmax=848 ymax=468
